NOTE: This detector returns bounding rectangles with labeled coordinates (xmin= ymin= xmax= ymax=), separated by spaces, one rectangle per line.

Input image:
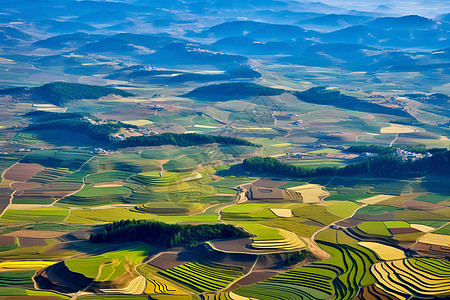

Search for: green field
xmin=357 ymin=222 xmax=392 ymax=236
xmin=0 ymin=207 xmax=69 ymax=223
xmin=65 ymin=243 xmax=151 ymax=280
xmin=85 ymin=171 xmax=134 ymax=183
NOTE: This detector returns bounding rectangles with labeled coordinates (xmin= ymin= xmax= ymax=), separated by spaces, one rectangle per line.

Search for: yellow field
xmin=418 ymin=233 xmax=450 ymax=247
xmin=0 ymin=260 xmax=56 ymax=271
xmin=252 ymin=229 xmax=307 ymax=251
xmin=371 ymin=259 xmax=450 ymax=299
xmin=101 ymin=276 xmax=146 ymax=294
xmin=358 ymin=194 xmax=394 ymax=205
xmin=269 ymin=143 xmax=291 ymax=147
xmin=193 ymin=124 xmax=218 ymax=128
xmin=287 ymin=184 xmax=328 ymax=203
xmin=229 ymin=292 xmax=252 ymax=300
xmin=122 ymin=120 xmax=154 ymax=126
xmin=410 ymin=224 xmax=435 ymax=232
xmin=380 ymin=123 xmax=420 ymax=133
xmin=93 ymin=183 xmax=124 ymax=188
xmin=269 ymin=208 xmax=292 ymax=218
xmin=359 ymin=242 xmax=406 ymax=260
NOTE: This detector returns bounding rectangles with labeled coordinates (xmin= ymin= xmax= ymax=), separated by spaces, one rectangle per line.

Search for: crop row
xmin=145 ymin=279 xmax=174 ymax=294
xmin=315 ymin=241 xmax=379 ymax=300
xmin=65 ymin=244 xmax=150 ymax=280
xmin=235 ymin=281 xmax=331 ymax=300
xmin=157 ymin=262 xmax=243 ymax=292
xmin=235 ymin=263 xmax=336 ymax=300
xmin=371 ymin=258 xmax=450 ymax=299
xmin=0 ymin=270 xmax=35 ymax=287
xmin=200 ymin=292 xmax=236 ymax=300
xmin=252 ymin=231 xmax=307 ymax=251
xmin=29 ymin=167 xmax=71 ymax=184
xmin=132 ymin=172 xmax=183 ymax=186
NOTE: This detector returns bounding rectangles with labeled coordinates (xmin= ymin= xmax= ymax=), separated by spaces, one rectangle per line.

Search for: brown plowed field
xmin=355 ymin=283 xmax=400 ymax=300
xmin=389 ymin=227 xmax=421 ymax=235
xmin=0 ymin=187 xmax=13 ymax=215
xmin=404 ymin=200 xmax=447 ymax=211
xmin=228 ymin=271 xmax=278 ymax=287
xmin=18 ymin=237 xmax=48 ymax=247
xmin=412 ymin=242 xmax=450 ymax=258
xmin=252 ymin=179 xmax=288 ymax=188
xmin=354 ymin=213 xmax=396 ymax=221
xmin=149 ymin=252 xmax=188 ymax=269
xmin=3 ymin=230 xmax=66 ymax=238
xmin=11 ymin=181 xmax=42 ymax=191
xmin=3 ymin=163 xmax=45 ymax=181
xmin=0 ymin=236 xmax=15 ymax=245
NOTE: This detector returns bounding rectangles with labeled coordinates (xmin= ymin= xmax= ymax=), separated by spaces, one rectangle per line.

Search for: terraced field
xmin=371 ymin=258 xmax=450 ymax=299
xmin=65 ymin=244 xmax=151 ymax=281
xmin=157 ymin=262 xmax=244 ymax=292
xmin=0 ymin=270 xmax=35 ymax=287
xmin=251 ymin=228 xmax=307 ymax=251
xmin=132 ymin=171 xmax=188 ymax=186
xmin=316 ymin=241 xmax=379 ymax=300
xmin=235 ymin=265 xmax=336 ymax=300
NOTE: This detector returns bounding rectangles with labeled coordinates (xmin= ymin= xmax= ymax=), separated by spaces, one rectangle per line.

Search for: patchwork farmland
xmin=0 ymin=0 xmax=450 ymax=299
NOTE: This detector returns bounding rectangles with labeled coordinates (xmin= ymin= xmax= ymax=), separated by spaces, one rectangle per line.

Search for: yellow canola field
xmin=0 ymin=261 xmax=56 ymax=271
xmin=359 ymin=242 xmax=406 ymax=260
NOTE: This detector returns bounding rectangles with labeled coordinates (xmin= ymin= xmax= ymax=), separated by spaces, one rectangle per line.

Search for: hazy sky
xmin=311 ymin=0 xmax=450 ymax=17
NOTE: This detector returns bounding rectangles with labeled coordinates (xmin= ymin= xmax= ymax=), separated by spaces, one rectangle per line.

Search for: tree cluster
xmin=243 ymin=156 xmax=335 ymax=177
xmin=89 ymin=219 xmax=251 ymax=248
xmin=293 ymin=87 xmax=412 ymax=117
xmin=183 ymin=82 xmax=285 ymax=100
xmin=31 ymin=82 xmax=134 ymax=106
xmin=24 ymin=111 xmax=136 ymax=142
xmin=243 ymin=149 xmax=450 ymax=179
xmin=114 ymin=132 xmax=260 ymax=148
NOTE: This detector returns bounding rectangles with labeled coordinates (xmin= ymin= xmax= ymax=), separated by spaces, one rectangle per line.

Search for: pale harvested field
xmin=359 ymin=242 xmax=406 ymax=260
xmin=269 ymin=208 xmax=292 ymax=218
xmin=93 ymin=183 xmax=124 ymax=188
xmin=287 ymin=184 xmax=328 ymax=203
xmin=410 ymin=224 xmax=435 ymax=232
xmin=380 ymin=123 xmax=420 ymax=133
xmin=193 ymin=124 xmax=218 ymax=128
xmin=358 ymin=195 xmax=394 ymax=205
xmin=418 ymin=233 xmax=450 ymax=247
xmin=122 ymin=120 xmax=153 ymax=126
xmin=8 ymin=204 xmax=48 ymax=210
